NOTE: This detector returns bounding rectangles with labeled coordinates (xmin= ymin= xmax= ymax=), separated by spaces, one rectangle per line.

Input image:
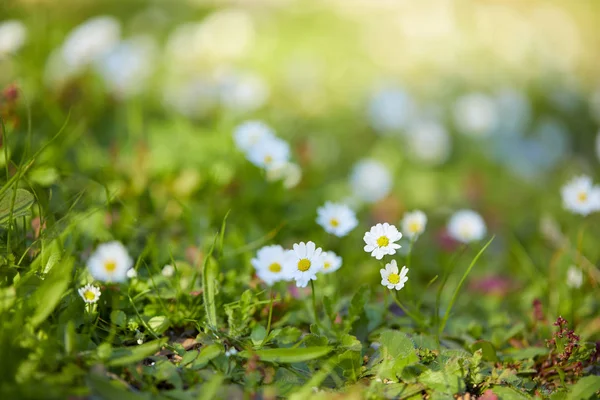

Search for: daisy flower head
xmin=87 ymin=241 xmax=133 ymax=283
xmin=363 ymin=223 xmax=402 ymax=260
xmin=447 ymin=210 xmax=486 ymax=243
xmin=401 ymin=210 xmax=427 ymax=240
xmin=246 ymin=136 xmax=290 ymax=170
xmin=233 ymin=120 xmax=275 ymax=152
xmin=265 ymin=161 xmax=302 ymax=188
xmin=287 ymin=241 xmax=325 ymax=288
xmin=380 ymin=260 xmax=409 ymax=291
xmin=321 ymin=251 xmax=342 ymax=274
xmin=561 ymin=175 xmax=600 ymax=216
xmin=316 ymin=202 xmax=358 ymax=237
xmin=566 ymin=266 xmax=583 ymax=289
xmin=251 ymin=245 xmax=293 ymax=286
xmin=350 ymin=159 xmax=392 ymax=204
xmin=162 ymin=264 xmax=175 ymax=277
xmin=78 ymin=283 xmax=101 ymax=304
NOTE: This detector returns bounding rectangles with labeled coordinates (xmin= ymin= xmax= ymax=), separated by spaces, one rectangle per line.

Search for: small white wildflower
xmin=233 ymin=120 xmax=275 ymax=152
xmin=137 ymin=338 xmax=144 ymax=345
xmin=0 ymin=20 xmax=27 ymax=56
xmin=566 ymin=266 xmax=583 ymax=289
xmin=368 ymin=87 xmax=413 ymax=133
xmin=447 ymin=210 xmax=487 ymax=243
xmin=126 ymin=268 xmax=137 ymax=279
xmin=87 ymin=241 xmax=133 ymax=283
xmin=453 ymin=93 xmax=499 ymax=137
xmin=219 ymin=71 xmax=269 ymax=113
xmin=162 ymin=264 xmax=175 ymax=277
xmin=380 ymin=260 xmax=409 ymax=291
xmin=250 ymin=245 xmax=293 ymax=286
xmin=406 ymin=120 xmax=452 ymax=166
xmin=350 ymin=159 xmax=393 ymax=204
xmin=78 ymin=283 xmax=101 ymax=304
xmin=265 ymin=161 xmax=302 ymax=188
xmin=401 ymin=210 xmax=427 ymax=240
xmin=61 ymin=16 xmax=121 ymax=71
xmin=287 ymin=241 xmax=325 ymax=288
xmin=321 ymin=251 xmax=342 ymax=274
xmin=225 ymin=347 xmax=238 ymax=357
xmin=561 ymin=175 xmax=600 ymax=216
xmin=316 ymin=202 xmax=358 ymax=237
xmin=363 ymin=223 xmax=402 ymax=260
xmin=246 ymin=136 xmax=290 ymax=170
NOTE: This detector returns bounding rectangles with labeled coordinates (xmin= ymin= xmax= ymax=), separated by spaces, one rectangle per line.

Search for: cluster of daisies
xmin=233 ymin=120 xmax=301 ymax=188
xmin=561 ymin=175 xmax=600 ymax=216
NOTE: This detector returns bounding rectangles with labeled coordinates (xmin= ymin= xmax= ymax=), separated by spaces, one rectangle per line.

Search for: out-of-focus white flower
xmin=162 ymin=78 xmax=218 ymax=118
xmin=447 ymin=210 xmax=487 ymax=243
xmin=246 ymin=136 xmax=290 ymax=170
xmin=453 ymin=93 xmax=499 ymax=137
xmin=368 ymin=87 xmax=413 ymax=133
xmin=225 ymin=347 xmax=238 ymax=357
xmin=61 ymin=16 xmax=121 ymax=71
xmin=406 ymin=120 xmax=451 ymax=166
xmin=316 ymin=202 xmax=358 ymax=237
xmin=78 ymin=283 xmax=101 ymax=304
xmin=96 ymin=36 xmax=157 ymax=98
xmin=0 ymin=20 xmax=27 ymax=56
xmin=219 ymin=71 xmax=269 ymax=113
xmin=126 ymin=268 xmax=137 ymax=279
xmin=233 ymin=120 xmax=276 ymax=152
xmin=321 ymin=251 xmax=342 ymax=274
xmin=286 ymin=241 xmax=325 ymax=288
xmin=566 ymin=266 xmax=583 ymax=289
xmin=87 ymin=241 xmax=133 ymax=283
xmin=380 ymin=260 xmax=409 ymax=291
xmin=251 ymin=245 xmax=293 ymax=286
xmin=162 ymin=264 xmax=175 ymax=277
xmin=363 ymin=223 xmax=402 ymax=260
xmin=401 ymin=210 xmax=427 ymax=240
xmin=350 ymin=159 xmax=393 ymax=204
xmin=561 ymin=175 xmax=600 ymax=216
xmin=265 ymin=161 xmax=302 ymax=188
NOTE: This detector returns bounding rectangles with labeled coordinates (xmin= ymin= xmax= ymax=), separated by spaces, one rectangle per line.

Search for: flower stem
xmin=265 ymin=289 xmax=274 ymax=337
xmin=393 ymin=290 xmax=423 ymax=326
xmin=310 ymin=280 xmax=324 ymax=332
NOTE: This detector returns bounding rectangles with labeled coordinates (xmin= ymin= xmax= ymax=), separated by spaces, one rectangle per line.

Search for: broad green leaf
xmin=0 ymin=188 xmax=35 ymax=226
xmin=110 ymin=310 xmax=127 ymax=328
xmin=472 ymin=340 xmax=498 ymax=362
xmin=180 ymin=350 xmax=198 ymax=366
xmin=567 ymin=375 xmax=600 ymax=400
xmin=238 ymin=346 xmax=332 ymax=363
xmin=0 ymin=286 xmax=15 ymax=313
xmin=198 ymin=373 xmax=224 ymax=400
xmin=491 ymin=386 xmax=532 ymax=399
xmin=502 ymin=347 xmax=549 ymax=361
xmin=29 ymin=256 xmax=74 ymax=328
xmin=87 ymin=373 xmax=150 ymax=400
xmin=202 ymin=252 xmax=218 ymax=329
xmin=379 ymin=330 xmax=418 ymax=360
xmin=107 ymin=338 xmax=167 ymax=367
xmin=190 ymin=344 xmax=222 ymax=369
xmin=250 ymin=324 xmax=266 ymax=346
xmin=147 ymin=316 xmax=170 ymax=334
xmin=419 ymin=369 xmax=466 ymax=395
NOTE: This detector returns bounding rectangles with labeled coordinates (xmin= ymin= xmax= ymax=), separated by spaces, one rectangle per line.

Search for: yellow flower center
xmin=104 ymin=260 xmax=117 ymax=273
xmin=264 ymin=155 xmax=273 ymax=164
xmin=84 ymin=290 xmax=96 ymax=301
xmin=388 ymin=273 xmax=400 ymax=284
xmin=297 ymin=258 xmax=311 ymax=272
xmin=578 ymin=191 xmax=588 ymax=202
xmin=377 ymin=236 xmax=389 ymax=247
xmin=268 ymin=262 xmax=281 ymax=273
xmin=324 ymin=262 xmax=331 ymax=269
xmin=329 ymin=218 xmax=340 ymax=227
xmin=409 ymin=221 xmax=420 ymax=233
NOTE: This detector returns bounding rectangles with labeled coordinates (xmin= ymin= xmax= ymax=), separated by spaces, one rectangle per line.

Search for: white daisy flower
xmin=233 ymin=120 xmax=276 ymax=152
xmin=316 ymin=202 xmax=358 ymax=237
xmin=561 ymin=175 xmax=600 ymax=216
xmin=321 ymin=251 xmax=342 ymax=274
xmin=61 ymin=16 xmax=121 ymax=71
xmin=250 ymin=245 xmax=292 ymax=286
xmin=0 ymin=20 xmax=27 ymax=56
xmin=401 ymin=210 xmax=427 ymax=240
xmin=406 ymin=120 xmax=452 ymax=166
xmin=126 ymin=268 xmax=137 ymax=279
xmin=363 ymin=223 xmax=402 ymax=260
xmin=219 ymin=71 xmax=269 ymax=113
xmin=566 ymin=266 xmax=583 ymax=289
xmin=287 ymin=241 xmax=325 ymax=288
xmin=225 ymin=347 xmax=238 ymax=357
xmin=380 ymin=260 xmax=409 ymax=291
xmin=265 ymin=161 xmax=302 ymax=188
xmin=78 ymin=283 xmax=101 ymax=304
xmin=368 ymin=87 xmax=413 ymax=133
xmin=87 ymin=241 xmax=133 ymax=283
xmin=453 ymin=93 xmax=499 ymax=137
xmin=447 ymin=210 xmax=487 ymax=243
xmin=350 ymin=159 xmax=393 ymax=204
xmin=246 ymin=136 xmax=290 ymax=170
xmin=162 ymin=264 xmax=175 ymax=277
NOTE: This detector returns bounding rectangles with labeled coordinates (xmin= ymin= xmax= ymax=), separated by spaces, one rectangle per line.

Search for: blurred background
xmin=1 ymin=0 xmax=599 ymax=324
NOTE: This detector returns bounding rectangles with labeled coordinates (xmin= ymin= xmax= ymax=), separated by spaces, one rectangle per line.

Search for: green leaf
xmin=147 ymin=316 xmax=170 ymax=334
xmin=198 ymin=373 xmax=224 ymax=400
xmin=491 ymin=386 xmax=532 ymax=399
xmin=379 ymin=330 xmax=418 ymax=360
xmin=251 ymin=324 xmax=267 ymax=346
xmin=110 ymin=310 xmax=127 ymax=328
xmin=0 ymin=188 xmax=35 ymax=226
xmin=87 ymin=373 xmax=149 ymax=400
xmin=502 ymin=347 xmax=549 ymax=361
xmin=238 ymin=346 xmax=332 ymax=363
xmin=107 ymin=338 xmax=167 ymax=367
xmin=190 ymin=344 xmax=222 ymax=369
xmin=472 ymin=340 xmax=498 ymax=362
xmin=180 ymin=350 xmax=199 ymax=366
xmin=567 ymin=375 xmax=600 ymax=400
xmin=29 ymin=256 xmax=73 ymax=328
xmin=0 ymin=285 xmax=15 ymax=314
xmin=202 ymin=249 xmax=218 ymax=330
